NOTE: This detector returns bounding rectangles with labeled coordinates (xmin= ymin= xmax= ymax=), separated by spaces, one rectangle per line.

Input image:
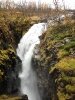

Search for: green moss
xmin=58 ymin=72 xmax=75 ymax=84
xmin=38 ymin=20 xmax=75 ymax=100
xmin=57 ymin=91 xmax=66 ymax=100
xmin=0 ymin=47 xmax=16 ymax=79
xmin=57 ymin=49 xmax=69 ymax=59
xmin=0 ymin=50 xmax=9 ymax=65
xmin=0 ymin=13 xmax=31 ymax=49
xmin=55 ymin=57 xmax=75 ymax=71
xmin=63 ymin=76 xmax=75 ymax=84
xmin=60 ymin=41 xmax=75 ymax=50
xmin=66 ymin=85 xmax=75 ymax=93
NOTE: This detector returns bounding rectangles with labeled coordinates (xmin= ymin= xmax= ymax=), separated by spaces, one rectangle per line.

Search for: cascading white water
xmin=17 ymin=23 xmax=47 ymax=100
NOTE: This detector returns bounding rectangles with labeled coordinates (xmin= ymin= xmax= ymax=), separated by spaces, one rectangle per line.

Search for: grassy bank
xmin=39 ymin=19 xmax=75 ymax=100
xmin=0 ymin=11 xmax=33 ymax=96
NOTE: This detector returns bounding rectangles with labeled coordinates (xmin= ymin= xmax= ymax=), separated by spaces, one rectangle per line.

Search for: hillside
xmin=0 ymin=9 xmax=75 ymax=100
xmin=33 ymin=19 xmax=75 ymax=100
xmin=0 ymin=12 xmax=32 ymax=95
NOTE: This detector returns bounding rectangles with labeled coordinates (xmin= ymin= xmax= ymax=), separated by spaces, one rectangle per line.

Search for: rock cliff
xmin=32 ymin=20 xmax=75 ymax=100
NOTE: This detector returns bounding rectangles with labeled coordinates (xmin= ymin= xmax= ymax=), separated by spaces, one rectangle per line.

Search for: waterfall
xmin=17 ymin=23 xmax=47 ymax=100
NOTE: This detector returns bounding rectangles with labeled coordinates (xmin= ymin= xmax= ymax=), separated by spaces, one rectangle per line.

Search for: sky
xmin=15 ymin=0 xmax=75 ymax=9
xmin=0 ymin=0 xmax=75 ymax=9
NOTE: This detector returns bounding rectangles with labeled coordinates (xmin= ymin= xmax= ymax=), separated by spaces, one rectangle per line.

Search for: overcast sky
xmin=0 ymin=0 xmax=75 ymax=9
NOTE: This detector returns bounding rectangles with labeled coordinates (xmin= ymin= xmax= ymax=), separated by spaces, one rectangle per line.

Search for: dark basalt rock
xmin=0 ymin=55 xmax=21 ymax=95
xmin=7 ymin=56 xmax=21 ymax=94
xmin=20 ymin=95 xmax=28 ymax=100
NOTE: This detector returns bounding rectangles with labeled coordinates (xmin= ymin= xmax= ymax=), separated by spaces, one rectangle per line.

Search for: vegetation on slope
xmin=0 ymin=12 xmax=31 ymax=95
xmin=38 ymin=20 xmax=75 ymax=100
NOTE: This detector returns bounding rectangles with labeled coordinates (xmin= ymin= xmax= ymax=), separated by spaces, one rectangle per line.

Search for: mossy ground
xmin=0 ymin=11 xmax=33 ymax=96
xmin=0 ymin=10 xmax=75 ymax=99
xmin=39 ymin=19 xmax=75 ymax=100
xmin=0 ymin=10 xmax=41 ymax=98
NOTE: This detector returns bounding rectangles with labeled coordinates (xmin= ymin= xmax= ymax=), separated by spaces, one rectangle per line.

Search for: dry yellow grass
xmin=0 ymin=95 xmax=21 ymax=100
xmin=30 ymin=16 xmax=40 ymax=21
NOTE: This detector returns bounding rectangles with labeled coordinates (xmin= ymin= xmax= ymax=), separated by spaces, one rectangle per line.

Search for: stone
xmin=20 ymin=95 xmax=28 ymax=100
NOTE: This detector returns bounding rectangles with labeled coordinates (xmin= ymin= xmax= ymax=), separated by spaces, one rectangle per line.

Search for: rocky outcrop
xmin=32 ymin=21 xmax=75 ymax=100
xmin=32 ymin=46 xmax=58 ymax=100
xmin=0 ymin=48 xmax=21 ymax=94
xmin=20 ymin=95 xmax=28 ymax=100
xmin=0 ymin=15 xmax=31 ymax=95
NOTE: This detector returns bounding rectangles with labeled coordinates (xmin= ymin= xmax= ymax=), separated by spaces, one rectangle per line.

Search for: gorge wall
xmin=32 ymin=21 xmax=75 ymax=100
xmin=0 ymin=16 xmax=31 ymax=94
xmin=0 ymin=12 xmax=75 ymax=100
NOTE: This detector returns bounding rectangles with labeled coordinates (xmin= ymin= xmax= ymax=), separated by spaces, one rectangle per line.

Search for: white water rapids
xmin=17 ymin=23 xmax=47 ymax=100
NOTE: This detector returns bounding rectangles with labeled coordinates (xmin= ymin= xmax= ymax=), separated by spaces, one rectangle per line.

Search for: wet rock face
xmin=32 ymin=56 xmax=58 ymax=100
xmin=0 ymin=54 xmax=21 ymax=94
xmin=6 ymin=56 xmax=21 ymax=94
xmin=0 ymin=16 xmax=32 ymax=95
xmin=32 ymin=21 xmax=75 ymax=100
xmin=20 ymin=95 xmax=28 ymax=100
xmin=32 ymin=59 xmax=50 ymax=100
xmin=32 ymin=46 xmax=50 ymax=100
xmin=32 ymin=45 xmax=58 ymax=100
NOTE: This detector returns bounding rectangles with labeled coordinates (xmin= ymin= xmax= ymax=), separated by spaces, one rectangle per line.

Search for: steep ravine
xmin=32 ymin=21 xmax=75 ymax=100
xmin=0 ymin=17 xmax=31 ymax=95
xmin=0 ymin=16 xmax=75 ymax=100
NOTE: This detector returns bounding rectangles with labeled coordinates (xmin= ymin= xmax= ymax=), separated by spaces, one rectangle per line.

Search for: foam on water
xmin=17 ymin=23 xmax=47 ymax=100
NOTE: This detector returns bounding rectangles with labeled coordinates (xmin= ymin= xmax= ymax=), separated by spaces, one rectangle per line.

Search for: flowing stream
xmin=17 ymin=23 xmax=47 ymax=100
